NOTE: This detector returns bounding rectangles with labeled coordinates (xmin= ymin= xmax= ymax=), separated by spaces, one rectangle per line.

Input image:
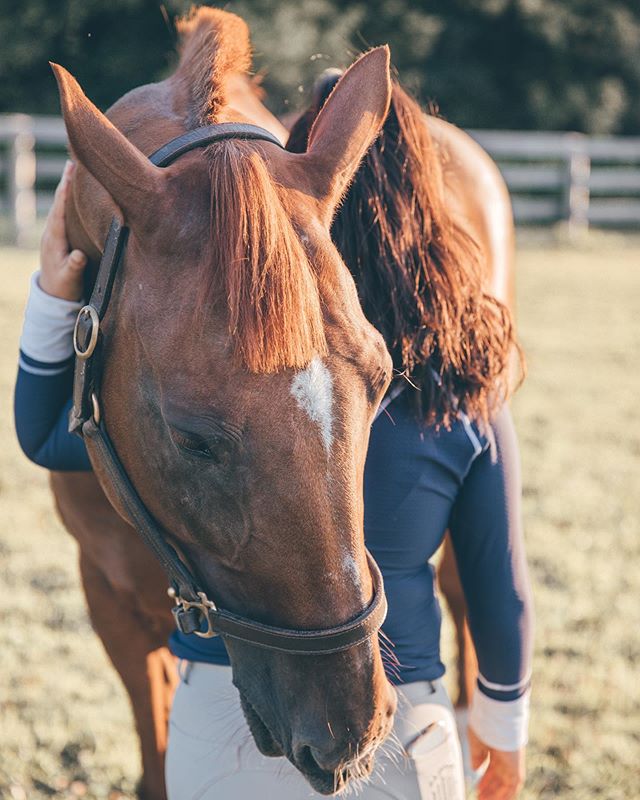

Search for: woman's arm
xmin=449 ymin=405 xmax=534 ymax=799
xmin=14 ymin=162 xmax=91 ymax=471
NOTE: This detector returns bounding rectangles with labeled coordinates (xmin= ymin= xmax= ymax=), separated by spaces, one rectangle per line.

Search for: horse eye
xmin=170 ymin=429 xmax=218 ymax=460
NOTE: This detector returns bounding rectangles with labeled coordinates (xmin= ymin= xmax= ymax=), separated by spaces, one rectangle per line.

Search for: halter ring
xmin=173 ymin=591 xmax=219 ymax=639
xmin=73 ymin=305 xmax=100 ymax=360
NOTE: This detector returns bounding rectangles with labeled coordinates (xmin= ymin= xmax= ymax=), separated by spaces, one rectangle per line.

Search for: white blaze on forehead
xmin=290 ymin=357 xmax=334 ymax=453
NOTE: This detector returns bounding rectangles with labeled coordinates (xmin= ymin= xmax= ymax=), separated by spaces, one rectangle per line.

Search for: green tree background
xmin=1 ymin=0 xmax=639 ymax=134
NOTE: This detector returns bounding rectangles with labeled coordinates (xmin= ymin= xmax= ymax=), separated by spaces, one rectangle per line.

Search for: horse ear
xmin=303 ymin=46 xmax=391 ymax=221
xmin=51 ymin=63 xmax=167 ymax=229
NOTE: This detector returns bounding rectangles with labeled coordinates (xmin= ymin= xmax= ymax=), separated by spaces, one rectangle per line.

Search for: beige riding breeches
xmin=166 ymin=662 xmax=467 ymax=800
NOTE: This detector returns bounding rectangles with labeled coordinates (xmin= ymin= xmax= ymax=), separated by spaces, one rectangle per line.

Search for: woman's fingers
xmin=468 ymin=727 xmax=524 ymax=800
xmin=39 ymin=162 xmax=88 ymax=301
xmin=478 ymin=769 xmax=517 ymax=800
xmin=45 ymin=161 xmax=74 ymax=247
xmin=477 ymin=753 xmax=524 ymax=800
xmin=39 ymin=245 xmax=87 ymax=301
xmin=51 ymin=160 xmax=74 ymax=211
xmin=66 ymin=249 xmax=88 ymax=273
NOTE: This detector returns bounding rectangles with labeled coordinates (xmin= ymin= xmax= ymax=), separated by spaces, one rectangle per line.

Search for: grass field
xmin=1 ymin=238 xmax=639 ymax=799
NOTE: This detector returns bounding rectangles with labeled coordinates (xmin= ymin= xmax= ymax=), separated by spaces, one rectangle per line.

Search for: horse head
xmin=53 ymin=7 xmax=395 ymax=793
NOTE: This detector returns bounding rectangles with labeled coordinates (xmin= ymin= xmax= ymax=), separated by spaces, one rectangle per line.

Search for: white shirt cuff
xmin=468 ymin=687 xmax=530 ymax=751
xmin=19 ymin=271 xmax=83 ymax=363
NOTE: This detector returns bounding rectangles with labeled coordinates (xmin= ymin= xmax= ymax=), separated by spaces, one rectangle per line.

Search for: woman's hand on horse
xmin=39 ymin=160 xmax=87 ymax=301
xmin=468 ymin=725 xmax=525 ymax=799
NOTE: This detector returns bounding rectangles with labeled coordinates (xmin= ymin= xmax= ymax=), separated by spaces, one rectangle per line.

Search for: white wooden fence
xmin=1 ymin=114 xmax=68 ymax=244
xmin=469 ymin=129 xmax=640 ymax=236
xmin=2 ymin=113 xmax=640 ymax=244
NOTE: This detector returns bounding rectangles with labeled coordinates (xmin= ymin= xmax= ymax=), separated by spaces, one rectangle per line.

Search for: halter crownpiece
xmin=69 ymin=122 xmax=388 ymax=654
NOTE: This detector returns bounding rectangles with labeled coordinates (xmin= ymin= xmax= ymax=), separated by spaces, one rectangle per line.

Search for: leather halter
xmin=69 ymin=122 xmax=387 ymax=655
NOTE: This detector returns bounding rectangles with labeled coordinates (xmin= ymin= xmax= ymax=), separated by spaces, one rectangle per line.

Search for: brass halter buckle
xmin=73 ymin=305 xmax=100 ymax=360
xmin=168 ymin=587 xmax=219 ymax=638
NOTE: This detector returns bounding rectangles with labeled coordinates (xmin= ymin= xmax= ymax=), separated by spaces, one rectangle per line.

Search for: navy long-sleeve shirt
xmin=15 ymin=271 xmax=533 ymax=750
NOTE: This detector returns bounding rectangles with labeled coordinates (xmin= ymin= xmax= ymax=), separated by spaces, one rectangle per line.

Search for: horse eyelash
xmin=170 ymin=429 xmax=215 ymax=457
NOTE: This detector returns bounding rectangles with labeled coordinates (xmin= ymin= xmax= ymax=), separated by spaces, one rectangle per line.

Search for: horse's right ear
xmin=51 ymin=63 xmax=168 ymax=229
xmin=301 ymin=47 xmax=391 ymax=224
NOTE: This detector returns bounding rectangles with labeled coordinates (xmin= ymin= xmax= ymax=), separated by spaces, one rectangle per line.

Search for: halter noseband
xmin=69 ymin=123 xmax=387 ymax=655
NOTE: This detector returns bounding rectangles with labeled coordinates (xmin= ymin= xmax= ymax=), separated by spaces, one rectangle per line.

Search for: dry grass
xmin=1 ymin=238 xmax=639 ymax=798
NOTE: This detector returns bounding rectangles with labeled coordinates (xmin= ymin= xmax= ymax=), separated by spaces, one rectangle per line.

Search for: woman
xmin=15 ymin=79 xmax=532 ymax=800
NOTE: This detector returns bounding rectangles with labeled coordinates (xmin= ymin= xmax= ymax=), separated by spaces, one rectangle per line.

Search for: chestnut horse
xmin=46 ymin=7 xmax=515 ymax=799
xmin=52 ymin=7 xmax=398 ymax=798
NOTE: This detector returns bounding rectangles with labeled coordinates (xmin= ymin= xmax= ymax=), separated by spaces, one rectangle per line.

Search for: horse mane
xmin=174 ymin=8 xmax=326 ymax=373
xmin=288 ymin=79 xmax=522 ymax=425
xmin=175 ymin=6 xmax=252 ymax=125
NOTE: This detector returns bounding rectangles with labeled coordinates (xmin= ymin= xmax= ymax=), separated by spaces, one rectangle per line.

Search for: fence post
xmin=7 ymin=113 xmax=36 ymax=247
xmin=562 ymin=132 xmax=591 ymax=237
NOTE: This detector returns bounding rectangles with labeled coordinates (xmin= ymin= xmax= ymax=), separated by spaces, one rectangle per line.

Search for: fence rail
xmin=0 ymin=114 xmax=66 ymax=244
xmin=2 ymin=113 xmax=640 ymax=244
xmin=469 ymin=129 xmax=640 ymax=234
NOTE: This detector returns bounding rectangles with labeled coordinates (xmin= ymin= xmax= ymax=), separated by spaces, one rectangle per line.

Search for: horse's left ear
xmin=302 ymin=46 xmax=391 ymax=222
xmin=51 ymin=63 xmax=168 ymax=230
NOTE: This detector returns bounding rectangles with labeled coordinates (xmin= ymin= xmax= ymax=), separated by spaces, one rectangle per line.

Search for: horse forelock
xmin=175 ymin=6 xmax=253 ymax=126
xmin=116 ymin=9 xmax=326 ymax=375
xmin=196 ymin=140 xmax=327 ymax=374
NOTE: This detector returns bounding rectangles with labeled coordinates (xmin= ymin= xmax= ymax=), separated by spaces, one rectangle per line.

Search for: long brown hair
xmin=288 ymin=78 xmax=521 ymax=426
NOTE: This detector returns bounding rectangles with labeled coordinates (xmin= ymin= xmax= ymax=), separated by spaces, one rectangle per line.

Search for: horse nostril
xmin=294 ymin=742 xmax=340 ymax=775
xmin=312 ymin=746 xmax=341 ymax=774
xmin=296 ymin=744 xmax=325 ymax=773
xmin=294 ymin=739 xmax=378 ymax=794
